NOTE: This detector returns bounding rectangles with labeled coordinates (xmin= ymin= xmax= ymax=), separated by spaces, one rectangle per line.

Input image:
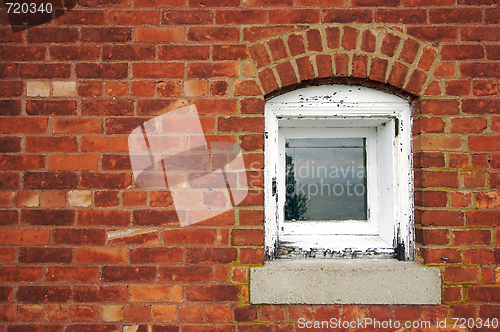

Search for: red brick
xmin=103 ymin=45 xmax=155 ymax=61
xmin=46 ymin=266 xmax=99 ymax=283
xmin=130 ymin=285 xmax=182 ymax=303
xmin=341 ymin=27 xmax=358 ymax=51
xmin=442 ymin=45 xmax=485 ymax=61
xmin=421 ymin=248 xmax=462 ymax=264
xmin=79 ymin=173 xmax=132 ymax=189
xmin=467 ymin=210 xmax=500 ymax=227
xmin=0 ymin=137 xmax=20 ymax=153
xmin=159 ymin=266 xmax=212 ymax=283
xmin=104 ymin=81 xmax=128 ymax=97
xmin=186 ymin=247 xmax=237 ymax=264
xmin=212 ymin=45 xmax=248 ymax=62
xmin=234 ymin=306 xmax=258 ymax=322
xmin=462 ymin=172 xmax=486 ymax=188
xmin=76 ymin=63 xmax=128 ymax=79
xmin=244 ymin=0 xmax=292 ymax=6
xmin=53 ymin=229 xmax=106 ymax=245
xmin=75 ymin=247 xmax=127 ymax=264
xmin=275 ymin=61 xmax=298 ymax=87
xmin=102 ymin=266 xmax=156 ymax=282
xmin=163 ymin=229 xmax=216 ymax=245
xmin=418 ymin=228 xmax=449 ymax=245
xmin=108 ymin=10 xmax=159 ymax=25
xmin=54 ymin=9 xmax=105 ymax=25
xmin=81 ymin=27 xmax=131 ymax=42
xmin=125 ymin=305 xmax=151 ymax=322
xmin=107 ymin=230 xmax=160 ymax=245
xmin=461 ymin=63 xmax=500 ymax=78
xmin=17 ymin=286 xmax=71 ymax=303
xmin=24 ymin=172 xmax=77 ymax=189
xmin=240 ymin=248 xmax=265 ymax=264
xmin=186 ymin=285 xmax=239 ymax=302
xmin=322 ymin=9 xmax=372 ymax=23
xmin=0 ymin=81 xmax=22 ymax=97
xmin=71 ymin=305 xmax=97 ymax=322
xmin=429 ymin=8 xmax=482 ymax=23
xmin=130 ymin=247 xmax=182 ymax=263
xmin=135 ymin=27 xmax=185 ymax=42
xmin=399 ymin=38 xmax=420 ymax=64
xmin=235 ymin=80 xmax=261 ymax=96
xmin=26 ymin=100 xmax=77 ymax=116
xmin=0 ymin=46 xmax=46 ymax=61
xmin=486 ymin=45 xmax=500 ymax=60
xmin=25 ymin=137 xmax=76 ymax=153
xmin=132 ymin=81 xmax=155 ymax=97
xmin=418 ymin=99 xmax=460 ymax=115
xmin=0 ymin=100 xmax=21 ymax=116
xmin=0 ymin=247 xmax=16 ymax=263
xmin=20 ymin=64 xmax=71 ymax=78
xmin=74 ymin=286 xmax=127 ymax=302
xmin=188 ymin=62 xmax=238 ymax=78
xmin=443 ymin=286 xmax=462 ymax=303
xmin=249 ymin=43 xmax=271 ymax=68
xmin=296 ymin=56 xmax=316 ymax=81
xmin=159 ymin=45 xmax=210 ymax=60
xmin=450 ymin=117 xmax=486 ymax=134
xmin=450 ymin=191 xmax=471 ymax=208
xmin=78 ymin=81 xmax=102 ymax=97
xmin=269 ymin=9 xmax=319 ymax=24
xmin=94 ymin=191 xmax=119 ymax=207
xmin=434 ymin=62 xmax=456 ymax=78
xmin=162 ymin=9 xmax=213 ymax=26
xmin=133 ymin=210 xmax=179 ymax=226
xmin=20 ymin=209 xmax=74 ymax=226
xmin=473 ymin=81 xmax=498 ymax=96
xmin=306 ymin=29 xmax=323 ymax=52
xmin=134 ymin=0 xmax=183 ymax=6
xmin=465 ymin=248 xmax=495 ymax=265
xmin=376 ymin=9 xmax=426 ymax=23
xmin=216 ymin=10 xmax=266 ymax=24
xmin=49 ymin=155 xmax=100 ymax=171
xmin=77 ymin=210 xmax=130 ymax=226
xmin=258 ymin=68 xmax=279 ymax=94
xmin=50 ymin=46 xmax=101 ymax=61
xmin=19 ymin=247 xmax=72 ymax=264
xmin=448 ymin=151 xmax=468 ymax=167
xmin=231 ymin=229 xmax=264 ymax=246
xmin=420 ymin=210 xmax=463 ymax=227
xmin=452 ymin=229 xmax=491 ymax=245
xmin=388 ymin=62 xmax=409 ymax=88
xmin=219 ymin=117 xmax=264 ymax=133
xmin=0 ymin=267 xmax=43 ymax=282
xmin=421 ymin=305 xmax=447 ymax=322
xmin=188 ymin=27 xmax=238 ymax=42
xmin=0 ymin=155 xmax=44 ymax=171
xmin=0 ymin=64 xmax=17 ymax=79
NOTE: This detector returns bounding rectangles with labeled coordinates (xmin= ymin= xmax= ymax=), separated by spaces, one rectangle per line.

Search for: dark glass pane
xmin=284 ymin=138 xmax=367 ymax=222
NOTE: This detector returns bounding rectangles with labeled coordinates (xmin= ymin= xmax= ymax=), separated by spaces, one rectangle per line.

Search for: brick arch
xmin=246 ymin=24 xmax=440 ymax=98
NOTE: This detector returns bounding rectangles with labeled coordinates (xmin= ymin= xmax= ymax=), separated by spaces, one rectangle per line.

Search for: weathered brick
xmin=76 ymin=63 xmax=128 ymax=79
xmin=322 ymin=9 xmax=372 ymax=23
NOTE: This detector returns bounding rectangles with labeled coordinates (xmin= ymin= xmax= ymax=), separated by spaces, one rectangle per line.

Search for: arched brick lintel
xmin=247 ymin=24 xmax=441 ymax=99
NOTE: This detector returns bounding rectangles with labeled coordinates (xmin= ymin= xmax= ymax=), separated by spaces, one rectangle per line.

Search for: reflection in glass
xmin=285 ymin=138 xmax=367 ymax=222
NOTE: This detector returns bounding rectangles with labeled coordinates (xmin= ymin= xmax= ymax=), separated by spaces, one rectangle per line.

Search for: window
xmin=264 ymin=85 xmax=414 ymax=261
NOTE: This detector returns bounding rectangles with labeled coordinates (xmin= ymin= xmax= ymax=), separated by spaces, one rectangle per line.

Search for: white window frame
xmin=264 ymin=85 xmax=414 ymax=261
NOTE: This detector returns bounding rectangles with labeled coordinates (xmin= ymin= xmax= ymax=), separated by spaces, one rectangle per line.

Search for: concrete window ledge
xmin=250 ymin=259 xmax=441 ymax=305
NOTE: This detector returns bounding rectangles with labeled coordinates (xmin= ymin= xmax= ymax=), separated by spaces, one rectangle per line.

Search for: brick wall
xmin=1 ymin=0 xmax=500 ymax=331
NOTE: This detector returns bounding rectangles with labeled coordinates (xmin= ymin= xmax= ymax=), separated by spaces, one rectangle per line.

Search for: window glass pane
xmin=285 ymin=138 xmax=367 ymax=222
